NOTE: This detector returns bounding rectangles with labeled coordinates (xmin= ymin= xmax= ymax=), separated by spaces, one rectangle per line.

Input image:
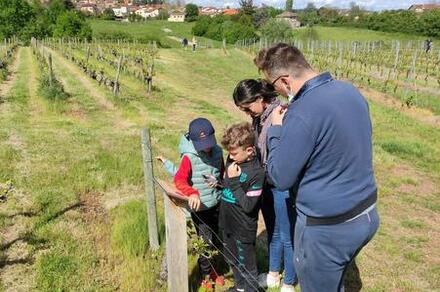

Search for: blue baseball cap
xmin=188 ymin=118 xmax=216 ymax=151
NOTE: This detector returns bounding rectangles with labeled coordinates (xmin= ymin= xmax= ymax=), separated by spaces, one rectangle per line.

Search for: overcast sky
xmin=190 ymin=0 xmax=440 ymax=11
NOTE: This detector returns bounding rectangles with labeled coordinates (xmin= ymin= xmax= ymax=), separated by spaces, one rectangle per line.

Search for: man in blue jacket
xmin=254 ymin=43 xmax=380 ymax=292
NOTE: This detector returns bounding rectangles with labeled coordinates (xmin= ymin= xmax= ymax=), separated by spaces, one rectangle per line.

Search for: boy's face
xmin=228 ymin=146 xmax=254 ymax=164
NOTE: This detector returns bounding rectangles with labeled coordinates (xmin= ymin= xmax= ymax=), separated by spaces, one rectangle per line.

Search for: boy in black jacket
xmin=220 ymin=122 xmax=265 ymax=292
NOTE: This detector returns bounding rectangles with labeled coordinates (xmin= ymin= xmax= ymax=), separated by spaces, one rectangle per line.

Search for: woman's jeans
xmin=262 ymin=187 xmax=297 ymax=285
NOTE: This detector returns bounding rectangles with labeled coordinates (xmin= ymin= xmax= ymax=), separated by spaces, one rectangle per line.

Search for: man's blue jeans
xmin=268 ymin=188 xmax=297 ymax=285
xmin=294 ymin=206 xmax=380 ymax=292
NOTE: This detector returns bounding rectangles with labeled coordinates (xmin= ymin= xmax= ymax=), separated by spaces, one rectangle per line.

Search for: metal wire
xmin=152 ymin=175 xmax=262 ymax=291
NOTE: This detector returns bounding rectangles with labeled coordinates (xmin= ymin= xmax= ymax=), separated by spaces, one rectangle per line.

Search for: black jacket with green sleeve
xmin=219 ymin=157 xmax=265 ymax=242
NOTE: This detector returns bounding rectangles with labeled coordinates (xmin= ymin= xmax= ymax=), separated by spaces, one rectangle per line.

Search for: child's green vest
xmin=179 ymin=135 xmax=223 ymax=210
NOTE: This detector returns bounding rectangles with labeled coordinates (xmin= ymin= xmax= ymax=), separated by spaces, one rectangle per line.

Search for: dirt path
xmin=0 ymin=47 xmax=37 ymax=291
xmin=167 ymin=36 xmax=195 ymax=46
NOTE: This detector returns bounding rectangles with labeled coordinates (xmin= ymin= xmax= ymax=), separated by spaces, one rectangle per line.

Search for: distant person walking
xmin=424 ymin=39 xmax=433 ymax=53
xmin=192 ymin=36 xmax=197 ymax=52
xmin=182 ymin=38 xmax=188 ymax=50
xmin=254 ymin=43 xmax=380 ymax=292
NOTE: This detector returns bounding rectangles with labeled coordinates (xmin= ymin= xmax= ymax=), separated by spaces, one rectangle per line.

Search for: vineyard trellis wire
xmin=0 ymin=38 xmax=19 ymax=83
xmin=235 ymin=38 xmax=440 ymax=113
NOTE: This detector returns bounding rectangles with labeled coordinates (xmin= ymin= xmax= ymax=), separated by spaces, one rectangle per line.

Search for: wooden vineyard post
xmin=146 ymin=61 xmax=154 ymax=93
xmin=164 ymin=193 xmax=188 ymax=292
xmin=141 ymin=128 xmax=160 ymax=251
xmin=114 ymin=55 xmax=122 ymax=95
xmin=48 ymin=53 xmax=53 ymax=87
xmin=158 ymin=180 xmax=189 ymax=292
xmin=86 ymin=46 xmax=91 ymax=65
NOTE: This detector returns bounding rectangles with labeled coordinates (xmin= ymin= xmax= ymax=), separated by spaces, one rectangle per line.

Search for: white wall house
xmin=135 ymin=8 xmax=160 ymax=19
xmin=112 ymin=6 xmax=128 ymax=18
xmin=168 ymin=12 xmax=185 ymax=22
xmin=276 ymin=11 xmax=301 ymax=28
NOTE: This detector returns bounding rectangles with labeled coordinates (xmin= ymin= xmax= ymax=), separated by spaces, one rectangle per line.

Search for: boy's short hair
xmin=221 ymin=122 xmax=255 ymax=149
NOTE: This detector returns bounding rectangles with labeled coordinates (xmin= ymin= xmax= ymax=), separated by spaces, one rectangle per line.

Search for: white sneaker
xmin=266 ymin=273 xmax=281 ymax=288
xmin=280 ymin=285 xmax=296 ymax=292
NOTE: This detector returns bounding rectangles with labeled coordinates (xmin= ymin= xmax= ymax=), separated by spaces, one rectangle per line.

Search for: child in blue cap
xmin=157 ymin=118 xmax=224 ymax=282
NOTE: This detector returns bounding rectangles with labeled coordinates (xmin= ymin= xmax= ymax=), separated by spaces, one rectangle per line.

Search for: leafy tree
xmin=157 ymin=9 xmax=169 ymax=20
xmin=304 ymin=2 xmax=317 ymax=12
xmin=267 ymin=6 xmax=283 ymax=18
xmin=192 ymin=15 xmax=212 ymax=36
xmin=128 ymin=13 xmax=144 ymax=22
xmin=46 ymin=0 xmax=71 ymax=24
xmin=298 ymin=5 xmax=319 ymax=26
xmin=0 ymin=0 xmax=35 ymax=39
xmin=222 ymin=20 xmax=257 ymax=43
xmin=192 ymin=14 xmax=256 ymax=43
xmin=349 ymin=2 xmax=361 ymax=16
xmin=101 ymin=8 xmax=116 ymax=20
xmin=21 ymin=14 xmax=53 ymax=40
xmin=419 ymin=10 xmax=440 ymax=37
xmin=239 ymin=0 xmax=254 ymax=16
xmin=53 ymin=11 xmax=92 ymax=40
xmin=185 ymin=3 xmax=199 ymax=22
xmin=253 ymin=7 xmax=269 ymax=28
xmin=286 ymin=0 xmax=293 ymax=11
xmin=260 ymin=18 xmax=294 ymax=41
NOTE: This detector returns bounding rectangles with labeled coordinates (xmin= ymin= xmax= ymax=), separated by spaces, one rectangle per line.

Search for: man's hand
xmin=271 ymin=105 xmax=288 ymax=126
xmin=156 ymin=156 xmax=166 ymax=164
xmin=227 ymin=162 xmax=242 ymax=178
xmin=188 ymin=194 xmax=201 ymax=211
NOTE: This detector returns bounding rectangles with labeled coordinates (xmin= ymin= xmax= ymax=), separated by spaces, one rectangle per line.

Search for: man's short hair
xmin=221 ymin=122 xmax=255 ymax=150
xmin=254 ymin=43 xmax=312 ymax=78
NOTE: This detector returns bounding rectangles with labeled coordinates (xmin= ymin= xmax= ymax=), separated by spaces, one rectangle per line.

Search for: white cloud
xmin=187 ymin=0 xmax=439 ymax=11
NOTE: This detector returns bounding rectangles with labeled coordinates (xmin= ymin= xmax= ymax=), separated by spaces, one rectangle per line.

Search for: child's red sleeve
xmin=174 ymin=155 xmax=200 ymax=197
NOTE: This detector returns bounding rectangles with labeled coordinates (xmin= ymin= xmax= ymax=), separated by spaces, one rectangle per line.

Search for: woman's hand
xmin=271 ymin=105 xmax=288 ymax=126
xmin=227 ymin=162 xmax=242 ymax=178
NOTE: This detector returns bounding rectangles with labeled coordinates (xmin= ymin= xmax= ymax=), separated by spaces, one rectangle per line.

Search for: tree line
xmin=0 ymin=0 xmax=92 ymax=42
xmin=299 ymin=3 xmax=440 ymax=38
xmin=191 ymin=2 xmax=295 ymax=44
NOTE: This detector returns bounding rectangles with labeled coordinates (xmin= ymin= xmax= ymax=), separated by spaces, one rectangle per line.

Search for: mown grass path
xmin=0 ymin=46 xmax=37 ymax=292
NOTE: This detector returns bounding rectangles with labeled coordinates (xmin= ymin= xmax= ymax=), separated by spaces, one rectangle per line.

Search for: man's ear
xmin=246 ymin=146 xmax=255 ymax=156
xmin=281 ymin=75 xmax=292 ymax=89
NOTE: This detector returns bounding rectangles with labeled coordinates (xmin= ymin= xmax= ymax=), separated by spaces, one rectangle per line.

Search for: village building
xmin=81 ymin=4 xmax=98 ymax=15
xmin=222 ymin=8 xmax=239 ymax=16
xmin=112 ymin=6 xmax=128 ymax=18
xmin=276 ymin=11 xmax=301 ymax=28
xmin=135 ymin=7 xmax=160 ymax=18
xmin=168 ymin=11 xmax=185 ymax=22
xmin=199 ymin=6 xmax=222 ymax=17
xmin=408 ymin=3 xmax=440 ymax=13
xmin=76 ymin=3 xmax=99 ymax=15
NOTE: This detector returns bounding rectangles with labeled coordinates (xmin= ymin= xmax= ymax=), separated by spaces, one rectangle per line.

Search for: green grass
xmin=1 ymin=39 xmax=440 ymax=291
xmin=296 ymin=26 xmax=427 ymax=41
xmin=110 ymin=200 xmax=149 ymax=258
xmin=89 ymin=19 xmax=221 ymax=48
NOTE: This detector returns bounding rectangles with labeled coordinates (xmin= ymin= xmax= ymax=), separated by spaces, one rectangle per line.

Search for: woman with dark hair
xmin=233 ymin=79 xmax=297 ymax=292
